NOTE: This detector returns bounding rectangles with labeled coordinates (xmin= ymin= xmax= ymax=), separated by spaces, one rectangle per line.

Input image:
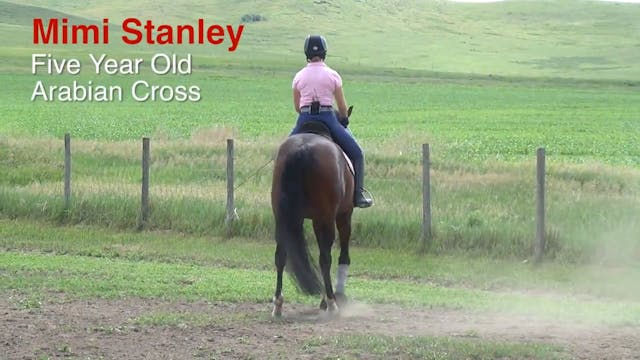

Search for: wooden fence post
xmin=534 ymin=147 xmax=546 ymax=264
xmin=225 ymin=138 xmax=236 ymax=237
xmin=64 ymin=133 xmax=71 ymax=211
xmin=422 ymin=143 xmax=432 ymax=251
xmin=139 ymin=137 xmax=150 ymax=230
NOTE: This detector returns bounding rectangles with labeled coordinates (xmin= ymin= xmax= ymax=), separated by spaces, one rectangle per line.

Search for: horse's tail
xmin=276 ymin=145 xmax=322 ymax=295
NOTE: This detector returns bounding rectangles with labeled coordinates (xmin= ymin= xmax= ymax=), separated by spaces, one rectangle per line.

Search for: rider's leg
xmin=347 ymin=146 xmax=373 ymax=208
xmin=322 ymin=115 xmax=373 ymax=208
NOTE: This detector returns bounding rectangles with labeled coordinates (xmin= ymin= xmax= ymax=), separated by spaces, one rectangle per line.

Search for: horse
xmin=270 ymin=107 xmax=355 ymax=317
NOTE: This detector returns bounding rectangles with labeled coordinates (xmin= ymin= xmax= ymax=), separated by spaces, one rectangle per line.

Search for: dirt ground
xmin=1 ymin=295 xmax=639 ymax=360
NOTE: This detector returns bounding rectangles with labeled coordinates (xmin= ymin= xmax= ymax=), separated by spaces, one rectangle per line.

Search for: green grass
xmin=132 ymin=311 xmax=219 ymax=327
xmin=2 ymin=218 xmax=640 ymax=302
xmin=304 ymin=335 xmax=567 ymax=360
xmin=2 ymin=219 xmax=640 ymax=319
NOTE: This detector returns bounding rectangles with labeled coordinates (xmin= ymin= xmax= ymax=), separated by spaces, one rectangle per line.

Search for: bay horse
xmin=271 ymin=107 xmax=355 ymax=317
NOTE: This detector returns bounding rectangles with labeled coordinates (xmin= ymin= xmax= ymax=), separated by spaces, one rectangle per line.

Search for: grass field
xmin=2 ymin=71 xmax=638 ymax=261
xmin=1 ymin=1 xmax=639 ymax=358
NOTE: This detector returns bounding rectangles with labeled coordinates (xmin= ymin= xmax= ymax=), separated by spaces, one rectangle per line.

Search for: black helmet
xmin=304 ymin=35 xmax=327 ymax=60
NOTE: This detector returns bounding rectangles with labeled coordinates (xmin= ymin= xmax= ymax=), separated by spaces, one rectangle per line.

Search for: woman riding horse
xmin=289 ymin=35 xmax=372 ymax=208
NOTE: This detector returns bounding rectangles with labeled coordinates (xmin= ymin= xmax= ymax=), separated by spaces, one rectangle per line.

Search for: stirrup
xmin=355 ymin=189 xmax=373 ymax=208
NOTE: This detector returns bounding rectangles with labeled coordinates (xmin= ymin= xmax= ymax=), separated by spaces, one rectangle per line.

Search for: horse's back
xmin=277 ymin=132 xmax=337 ymax=156
xmin=274 ymin=133 xmax=342 ymax=177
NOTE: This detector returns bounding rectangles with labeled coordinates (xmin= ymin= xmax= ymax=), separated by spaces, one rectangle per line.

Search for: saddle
xmin=298 ymin=121 xmax=333 ymax=141
xmin=298 ymin=121 xmax=354 ymax=175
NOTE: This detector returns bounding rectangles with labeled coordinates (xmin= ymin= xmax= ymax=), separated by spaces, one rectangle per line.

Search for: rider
xmin=290 ymin=35 xmax=373 ymax=208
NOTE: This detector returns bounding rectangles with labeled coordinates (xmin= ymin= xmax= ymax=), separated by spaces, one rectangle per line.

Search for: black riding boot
xmin=353 ymin=159 xmax=373 ymax=208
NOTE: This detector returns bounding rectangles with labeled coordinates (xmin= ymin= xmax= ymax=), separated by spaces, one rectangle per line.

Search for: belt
xmin=300 ymin=105 xmax=334 ymax=114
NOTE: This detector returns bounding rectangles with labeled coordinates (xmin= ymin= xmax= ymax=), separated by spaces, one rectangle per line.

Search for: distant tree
xmin=241 ymin=14 xmax=266 ymax=23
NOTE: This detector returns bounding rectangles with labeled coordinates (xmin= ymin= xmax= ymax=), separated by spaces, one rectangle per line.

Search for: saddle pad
xmin=342 ymin=151 xmax=354 ymax=176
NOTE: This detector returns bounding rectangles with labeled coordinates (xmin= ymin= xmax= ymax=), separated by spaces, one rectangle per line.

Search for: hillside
xmin=2 ymin=0 xmax=639 ymax=80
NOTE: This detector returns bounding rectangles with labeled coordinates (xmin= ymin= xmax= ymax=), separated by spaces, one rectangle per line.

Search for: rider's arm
xmin=293 ymin=88 xmax=301 ymax=113
xmin=334 ymin=86 xmax=348 ymax=119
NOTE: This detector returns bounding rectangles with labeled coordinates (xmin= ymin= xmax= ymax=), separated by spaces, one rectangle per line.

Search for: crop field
xmin=1 ymin=0 xmax=640 ymax=359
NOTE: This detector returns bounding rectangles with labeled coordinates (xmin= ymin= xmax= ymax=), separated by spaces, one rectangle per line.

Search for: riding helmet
xmin=304 ymin=35 xmax=327 ymax=60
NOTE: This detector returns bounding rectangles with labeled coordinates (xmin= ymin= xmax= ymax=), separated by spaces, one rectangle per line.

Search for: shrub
xmin=240 ymin=14 xmax=266 ymax=23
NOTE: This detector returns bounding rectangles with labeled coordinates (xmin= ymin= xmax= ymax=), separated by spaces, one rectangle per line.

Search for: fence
xmin=60 ymin=133 xmax=550 ymax=261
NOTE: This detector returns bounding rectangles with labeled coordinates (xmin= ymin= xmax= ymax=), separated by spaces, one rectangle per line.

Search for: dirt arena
xmin=2 ymin=296 xmax=638 ymax=359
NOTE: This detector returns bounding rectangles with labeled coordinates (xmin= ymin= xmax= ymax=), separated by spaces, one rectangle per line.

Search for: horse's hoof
xmin=319 ymin=298 xmax=327 ymax=310
xmin=272 ymin=295 xmax=284 ymax=318
xmin=326 ymin=298 xmax=339 ymax=313
xmin=335 ymin=292 xmax=348 ymax=307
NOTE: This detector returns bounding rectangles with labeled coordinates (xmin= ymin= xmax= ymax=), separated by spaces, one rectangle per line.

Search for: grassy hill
xmin=2 ymin=0 xmax=640 ymax=80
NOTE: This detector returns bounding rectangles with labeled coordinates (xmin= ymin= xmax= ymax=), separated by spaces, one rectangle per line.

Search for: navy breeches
xmin=290 ymin=112 xmax=363 ymax=164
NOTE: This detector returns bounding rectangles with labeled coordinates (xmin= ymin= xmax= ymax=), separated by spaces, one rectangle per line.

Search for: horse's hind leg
xmin=313 ymin=219 xmax=338 ymax=313
xmin=272 ymin=242 xmax=286 ymax=317
xmin=335 ymin=210 xmax=352 ymax=306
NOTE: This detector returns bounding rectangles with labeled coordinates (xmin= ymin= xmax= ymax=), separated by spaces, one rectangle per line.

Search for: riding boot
xmin=353 ymin=159 xmax=373 ymax=208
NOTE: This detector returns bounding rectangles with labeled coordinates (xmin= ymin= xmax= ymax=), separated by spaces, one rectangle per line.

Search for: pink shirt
xmin=292 ymin=62 xmax=342 ymax=107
